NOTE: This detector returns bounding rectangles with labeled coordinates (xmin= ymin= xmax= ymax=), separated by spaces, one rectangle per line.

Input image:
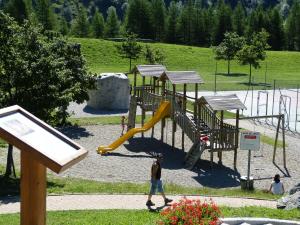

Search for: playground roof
xmin=160 ymin=71 xmax=204 ymax=84
xmin=133 ymin=65 xmax=166 ymax=77
xmin=198 ymin=94 xmax=246 ymax=111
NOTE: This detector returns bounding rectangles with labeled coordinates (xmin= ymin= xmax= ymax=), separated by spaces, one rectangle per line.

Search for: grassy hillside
xmin=71 ymin=38 xmax=300 ymax=91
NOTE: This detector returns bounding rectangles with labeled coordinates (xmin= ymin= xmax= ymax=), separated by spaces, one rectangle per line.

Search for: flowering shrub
xmin=158 ymin=197 xmax=222 ymax=225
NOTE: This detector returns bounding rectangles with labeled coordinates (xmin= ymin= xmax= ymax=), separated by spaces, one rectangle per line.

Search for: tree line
xmin=2 ymin=0 xmax=300 ymax=51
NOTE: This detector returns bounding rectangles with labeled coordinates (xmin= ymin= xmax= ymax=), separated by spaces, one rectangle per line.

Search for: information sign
xmin=240 ymin=131 xmax=260 ymax=151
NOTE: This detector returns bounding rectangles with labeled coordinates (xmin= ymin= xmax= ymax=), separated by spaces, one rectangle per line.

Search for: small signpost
xmin=0 ymin=105 xmax=88 ymax=225
xmin=240 ymin=131 xmax=260 ymax=190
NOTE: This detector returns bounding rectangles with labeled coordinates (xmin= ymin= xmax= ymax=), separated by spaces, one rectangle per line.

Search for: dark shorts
xmin=150 ymin=179 xmax=163 ymax=194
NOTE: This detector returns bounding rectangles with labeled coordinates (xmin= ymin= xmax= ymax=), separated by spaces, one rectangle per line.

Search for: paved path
xmin=0 ymin=194 xmax=277 ymax=214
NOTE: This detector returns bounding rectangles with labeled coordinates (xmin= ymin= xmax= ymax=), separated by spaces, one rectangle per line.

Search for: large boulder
xmin=277 ymin=183 xmax=300 ymax=210
xmin=87 ymin=73 xmax=130 ymax=110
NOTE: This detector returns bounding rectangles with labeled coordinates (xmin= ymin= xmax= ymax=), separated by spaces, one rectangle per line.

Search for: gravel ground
xmin=1 ymin=119 xmax=299 ymax=191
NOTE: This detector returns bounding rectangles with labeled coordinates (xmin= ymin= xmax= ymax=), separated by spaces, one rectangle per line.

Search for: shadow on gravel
xmin=82 ymin=105 xmax=128 ymax=115
xmin=124 ymin=138 xmax=242 ymax=188
xmin=192 ymin=160 xmax=241 ymax=188
xmin=58 ymin=126 xmax=93 ymax=139
xmin=124 ymin=137 xmax=185 ymax=170
xmin=108 ymin=152 xmax=153 ymax=158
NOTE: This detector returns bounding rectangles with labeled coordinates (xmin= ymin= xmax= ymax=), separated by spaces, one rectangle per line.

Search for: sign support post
xmin=247 ymin=149 xmax=251 ymax=189
xmin=240 ymin=131 xmax=260 ymax=190
xmin=21 ymin=150 xmax=46 ymax=225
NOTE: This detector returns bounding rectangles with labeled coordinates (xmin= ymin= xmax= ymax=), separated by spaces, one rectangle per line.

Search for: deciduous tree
xmin=237 ymin=30 xmax=270 ymax=84
xmin=115 ymin=32 xmax=142 ymax=71
xmin=214 ymin=32 xmax=245 ymax=76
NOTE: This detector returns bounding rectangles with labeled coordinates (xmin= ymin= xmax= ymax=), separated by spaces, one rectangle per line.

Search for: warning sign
xmin=240 ymin=131 xmax=260 ymax=150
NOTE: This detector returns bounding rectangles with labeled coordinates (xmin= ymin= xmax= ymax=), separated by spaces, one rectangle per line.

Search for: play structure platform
xmin=97 ymin=65 xmax=247 ymax=169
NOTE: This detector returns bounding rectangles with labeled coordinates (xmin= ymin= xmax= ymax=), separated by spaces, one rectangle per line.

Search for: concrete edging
xmin=221 ymin=217 xmax=300 ymax=225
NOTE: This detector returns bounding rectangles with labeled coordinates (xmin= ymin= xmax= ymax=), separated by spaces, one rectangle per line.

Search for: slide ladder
xmin=97 ymin=101 xmax=170 ymax=154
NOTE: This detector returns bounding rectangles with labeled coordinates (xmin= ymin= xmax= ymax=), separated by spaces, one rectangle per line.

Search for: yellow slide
xmin=97 ymin=101 xmax=170 ymax=155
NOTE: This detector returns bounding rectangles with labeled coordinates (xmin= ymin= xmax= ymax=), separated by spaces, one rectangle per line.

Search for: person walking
xmin=269 ymin=174 xmax=285 ymax=195
xmin=146 ymin=153 xmax=172 ymax=207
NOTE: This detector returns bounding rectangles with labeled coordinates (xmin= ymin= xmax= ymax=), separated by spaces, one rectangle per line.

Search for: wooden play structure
xmin=98 ymin=64 xmax=248 ymax=169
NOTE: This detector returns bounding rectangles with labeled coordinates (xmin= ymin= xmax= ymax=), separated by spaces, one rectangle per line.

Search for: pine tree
xmin=268 ymin=8 xmax=285 ymax=50
xmin=151 ymin=0 xmax=166 ymax=41
xmin=105 ymin=6 xmax=120 ymax=38
xmin=178 ymin=0 xmax=194 ymax=44
xmin=59 ymin=16 xmax=69 ymax=36
xmin=232 ymin=2 xmax=245 ymax=36
xmin=286 ymin=1 xmax=300 ymax=50
xmin=214 ymin=0 xmax=232 ymax=45
xmin=165 ymin=1 xmax=179 ymax=43
xmin=5 ymin=0 xmax=27 ymax=23
xmin=92 ymin=9 xmax=104 ymax=38
xmin=72 ymin=5 xmax=89 ymax=37
xmin=193 ymin=0 xmax=205 ymax=45
xmin=35 ymin=0 xmax=55 ymax=30
xmin=125 ymin=0 xmax=153 ymax=39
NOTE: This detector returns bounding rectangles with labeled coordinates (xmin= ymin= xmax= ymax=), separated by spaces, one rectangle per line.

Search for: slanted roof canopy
xmin=160 ymin=71 xmax=204 ymax=84
xmin=198 ymin=94 xmax=246 ymax=111
xmin=133 ymin=65 xmax=166 ymax=77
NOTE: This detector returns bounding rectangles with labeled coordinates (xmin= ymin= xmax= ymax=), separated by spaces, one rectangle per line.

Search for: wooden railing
xmin=172 ymin=100 xmax=198 ymax=142
xmin=142 ymin=91 xmax=163 ymax=111
xmin=208 ymin=128 xmax=237 ymax=151
xmin=133 ymin=85 xmax=154 ymax=104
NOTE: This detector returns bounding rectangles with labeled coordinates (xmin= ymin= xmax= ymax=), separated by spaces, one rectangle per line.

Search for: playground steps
xmin=127 ymin=96 xmax=137 ymax=131
xmin=184 ymin=141 xmax=206 ymax=170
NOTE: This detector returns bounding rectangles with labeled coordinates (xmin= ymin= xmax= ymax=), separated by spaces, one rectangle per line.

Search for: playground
xmin=57 ymin=65 xmax=297 ymax=190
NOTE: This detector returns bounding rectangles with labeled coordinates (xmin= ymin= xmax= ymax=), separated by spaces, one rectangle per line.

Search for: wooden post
xmin=273 ymin=115 xmax=281 ymax=163
xmin=141 ymin=76 xmax=146 ymax=137
xmin=151 ymin=77 xmax=156 ymax=138
xmin=133 ymin=71 xmax=137 ymax=96
xmin=282 ymin=115 xmax=286 ymax=168
xmin=234 ymin=110 xmax=239 ymax=169
xmin=194 ymin=83 xmax=198 ymax=121
xmin=182 ymin=84 xmax=187 ymax=150
xmin=218 ymin=110 xmax=224 ymax=164
xmin=161 ymin=80 xmax=166 ymax=142
xmin=21 ymin=150 xmax=46 ymax=225
xmin=210 ymin=110 xmax=216 ymax=168
xmin=172 ymin=84 xmax=176 ymax=149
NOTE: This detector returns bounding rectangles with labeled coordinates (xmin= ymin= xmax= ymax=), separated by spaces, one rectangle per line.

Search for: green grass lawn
xmin=0 ymin=162 xmax=280 ymax=200
xmin=71 ymin=38 xmax=300 ymax=91
xmin=0 ymin=207 xmax=299 ymax=225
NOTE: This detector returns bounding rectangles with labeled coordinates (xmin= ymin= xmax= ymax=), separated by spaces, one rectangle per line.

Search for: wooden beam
xmin=240 ymin=115 xmax=282 ymax=120
xmin=21 ymin=150 xmax=46 ymax=225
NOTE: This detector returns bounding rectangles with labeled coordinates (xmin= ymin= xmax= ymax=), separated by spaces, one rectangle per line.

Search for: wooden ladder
xmin=184 ymin=141 xmax=206 ymax=170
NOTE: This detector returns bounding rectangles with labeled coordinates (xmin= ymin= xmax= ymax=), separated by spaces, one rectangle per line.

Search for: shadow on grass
xmin=82 ymin=105 xmax=129 ymax=116
xmin=58 ymin=125 xmax=94 ymax=140
xmin=216 ymin=72 xmax=248 ymax=77
xmin=0 ymin=175 xmax=65 ymax=200
xmin=239 ymin=81 xmax=272 ymax=87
